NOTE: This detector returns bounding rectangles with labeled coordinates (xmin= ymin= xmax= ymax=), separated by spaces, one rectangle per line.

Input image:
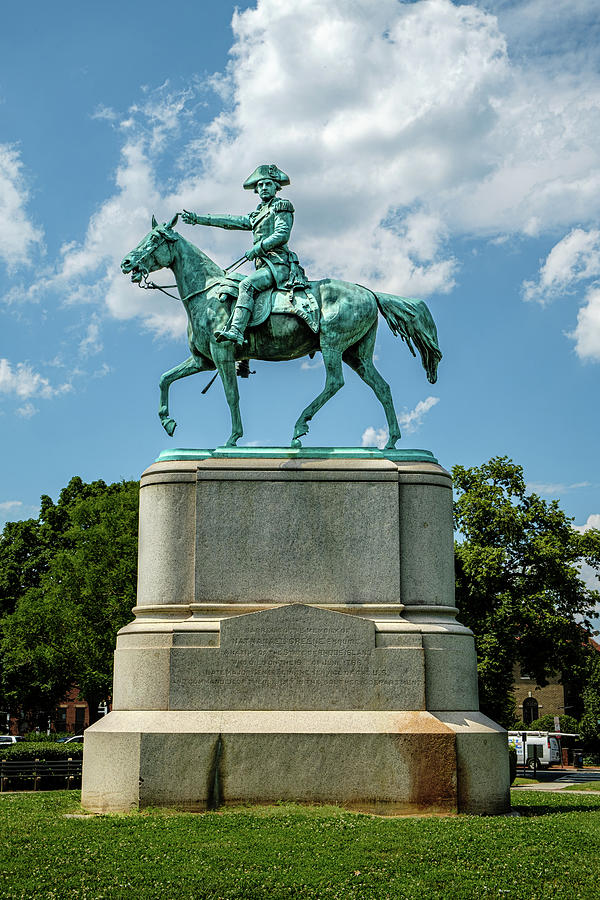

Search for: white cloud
xmin=0 ymin=500 xmax=39 ymax=526
xmin=300 ymin=357 xmax=323 ymax=371
xmin=522 ymin=228 xmax=600 ymax=304
xmin=15 ymin=402 xmax=38 ymax=419
xmin=91 ymin=105 xmax=118 ymax=122
xmin=362 ymin=395 xmax=439 ymax=447
xmin=46 ymin=136 xmax=187 ymax=338
xmin=570 ymin=287 xmax=600 ymax=361
xmin=0 ymin=144 xmax=44 ymax=272
xmin=574 ymin=514 xmax=600 ymax=534
xmin=522 ymin=228 xmax=600 ymax=360
xmin=18 ymin=0 xmax=600 ymax=345
xmin=399 ymin=395 xmax=440 ymax=433
xmin=479 ymin=0 xmax=600 ymax=70
xmin=528 ymin=480 xmax=592 ymax=496
xmin=0 ymin=358 xmax=71 ymax=401
xmin=79 ymin=318 xmax=103 ymax=357
xmin=206 ymin=0 xmax=600 ymax=242
xmin=92 ymin=362 xmax=111 ymax=379
xmin=361 ymin=426 xmax=389 ymax=450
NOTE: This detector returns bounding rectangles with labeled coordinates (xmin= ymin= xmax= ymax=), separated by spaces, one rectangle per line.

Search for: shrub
xmin=0 ymin=742 xmax=83 ymax=761
xmin=529 ymin=714 xmax=579 ymax=734
xmin=22 ymin=732 xmax=70 ymax=743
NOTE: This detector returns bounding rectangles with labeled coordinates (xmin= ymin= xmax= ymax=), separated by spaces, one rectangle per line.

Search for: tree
xmin=578 ymin=643 xmax=600 ymax=753
xmin=0 ymin=477 xmax=123 ymax=618
xmin=528 ymin=714 xmax=579 ymax=734
xmin=453 ymin=457 xmax=600 ymax=727
xmin=1 ymin=477 xmax=139 ymax=725
xmin=0 ymin=516 xmax=49 ymax=620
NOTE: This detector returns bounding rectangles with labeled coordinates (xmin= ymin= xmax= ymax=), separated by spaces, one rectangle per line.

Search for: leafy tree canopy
xmin=579 ymin=644 xmax=600 ymax=752
xmin=453 ymin=457 xmax=600 ymax=727
xmin=0 ymin=477 xmax=139 ymax=722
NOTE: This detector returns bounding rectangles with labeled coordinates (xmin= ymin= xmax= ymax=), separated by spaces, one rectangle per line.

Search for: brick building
xmin=54 ymin=687 xmax=93 ymax=734
xmin=513 ymin=636 xmax=599 ymax=725
xmin=3 ymin=688 xmax=108 ymax=736
xmin=513 ymin=667 xmax=567 ymax=724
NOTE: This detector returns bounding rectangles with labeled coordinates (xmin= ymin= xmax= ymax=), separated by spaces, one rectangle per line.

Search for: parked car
xmin=0 ymin=735 xmax=24 ymax=744
xmin=57 ymin=734 xmax=85 ymax=743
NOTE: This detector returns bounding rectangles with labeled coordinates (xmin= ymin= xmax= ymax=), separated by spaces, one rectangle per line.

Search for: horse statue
xmin=121 ymin=214 xmax=442 ymax=448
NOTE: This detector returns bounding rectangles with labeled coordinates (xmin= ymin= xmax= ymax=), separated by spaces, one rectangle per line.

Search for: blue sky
xmin=1 ymin=0 xmax=599 ymax=606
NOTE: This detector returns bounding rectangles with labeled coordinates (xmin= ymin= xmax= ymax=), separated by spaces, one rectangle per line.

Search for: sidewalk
xmin=512 ymin=782 xmax=583 ymax=792
xmin=513 ymin=784 xmax=600 ymax=794
xmin=512 ymin=766 xmax=600 ymax=791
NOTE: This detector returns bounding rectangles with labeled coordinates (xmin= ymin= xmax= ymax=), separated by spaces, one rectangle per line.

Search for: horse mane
xmin=173 ymin=230 xmax=224 ymax=279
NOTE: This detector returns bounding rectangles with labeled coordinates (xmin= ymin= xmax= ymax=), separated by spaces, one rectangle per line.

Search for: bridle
xmin=128 ymin=229 xmax=183 ymax=300
xmin=126 ymin=225 xmax=254 ymax=393
xmin=129 ymin=227 xmax=248 ymax=303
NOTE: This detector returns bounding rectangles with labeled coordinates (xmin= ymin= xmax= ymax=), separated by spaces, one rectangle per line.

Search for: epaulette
xmin=273 ymin=198 xmax=294 ymax=213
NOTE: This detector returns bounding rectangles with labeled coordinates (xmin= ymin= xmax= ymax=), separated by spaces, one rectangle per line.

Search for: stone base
xmin=81 ymin=709 xmax=508 ymax=815
xmin=81 ymin=453 xmax=511 ymax=816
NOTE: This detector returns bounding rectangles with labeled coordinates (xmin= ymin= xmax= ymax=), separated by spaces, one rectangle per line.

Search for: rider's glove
xmin=245 ymin=241 xmax=263 ymax=261
xmin=182 ymin=210 xmax=204 ymax=225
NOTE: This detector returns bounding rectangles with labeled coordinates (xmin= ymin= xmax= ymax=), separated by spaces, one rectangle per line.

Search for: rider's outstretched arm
xmin=182 ymin=210 xmax=251 ymax=230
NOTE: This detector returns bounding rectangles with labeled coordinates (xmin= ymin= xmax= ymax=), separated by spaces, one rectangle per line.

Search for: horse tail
xmin=374 ymin=292 xmax=442 ymax=384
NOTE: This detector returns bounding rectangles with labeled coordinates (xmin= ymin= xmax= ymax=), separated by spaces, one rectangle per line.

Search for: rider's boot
xmin=214 ymin=301 xmax=253 ymax=345
xmin=215 ymin=279 xmax=255 ymax=345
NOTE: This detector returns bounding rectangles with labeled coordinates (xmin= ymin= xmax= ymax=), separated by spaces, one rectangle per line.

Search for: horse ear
xmin=166 ymin=213 xmax=179 ymax=230
xmin=151 ymin=214 xmax=158 ymax=229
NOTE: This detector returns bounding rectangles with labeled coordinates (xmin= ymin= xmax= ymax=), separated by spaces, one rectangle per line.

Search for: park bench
xmin=0 ymin=758 xmax=82 ymax=791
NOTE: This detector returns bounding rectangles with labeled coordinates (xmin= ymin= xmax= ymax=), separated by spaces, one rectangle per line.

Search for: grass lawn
xmin=0 ymin=791 xmax=599 ymax=899
xmin=562 ymin=782 xmax=600 ymax=792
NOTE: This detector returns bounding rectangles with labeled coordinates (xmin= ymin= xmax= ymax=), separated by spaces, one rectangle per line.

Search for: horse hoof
xmin=384 ymin=438 xmax=399 ymax=449
xmin=291 ymin=438 xmax=302 ymax=449
xmin=161 ymin=417 xmax=177 ymax=437
xmin=293 ymin=422 xmax=309 ymax=441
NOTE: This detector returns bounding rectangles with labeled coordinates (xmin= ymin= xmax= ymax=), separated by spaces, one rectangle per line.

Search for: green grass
xmin=0 ymin=791 xmax=599 ymax=899
xmin=562 ymin=782 xmax=600 ymax=792
xmin=512 ymin=776 xmax=542 ymax=785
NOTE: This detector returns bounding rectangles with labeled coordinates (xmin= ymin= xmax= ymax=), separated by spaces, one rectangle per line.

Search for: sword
xmin=224 ymin=255 xmax=248 ymax=274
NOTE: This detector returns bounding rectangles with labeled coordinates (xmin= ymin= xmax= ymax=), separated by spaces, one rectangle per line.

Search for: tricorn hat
xmin=243 ymin=164 xmax=290 ymax=190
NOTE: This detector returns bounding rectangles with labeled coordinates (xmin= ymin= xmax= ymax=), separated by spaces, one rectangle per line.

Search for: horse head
xmin=121 ymin=213 xmax=180 ymax=283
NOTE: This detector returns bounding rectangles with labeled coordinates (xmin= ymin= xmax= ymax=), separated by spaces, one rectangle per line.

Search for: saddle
xmin=208 ymin=272 xmax=320 ymax=334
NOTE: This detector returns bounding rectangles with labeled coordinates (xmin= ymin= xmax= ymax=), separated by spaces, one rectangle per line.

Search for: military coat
xmin=194 ymin=198 xmax=295 ymax=289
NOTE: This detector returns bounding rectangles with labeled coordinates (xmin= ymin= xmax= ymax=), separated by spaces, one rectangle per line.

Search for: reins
xmin=135 ymin=245 xmax=248 ymax=302
xmin=137 ymin=274 xmax=216 ymax=304
xmin=131 ymin=235 xmax=252 ymax=394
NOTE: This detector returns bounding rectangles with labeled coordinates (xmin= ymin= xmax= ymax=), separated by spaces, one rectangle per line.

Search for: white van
xmin=508 ymin=731 xmax=562 ymax=769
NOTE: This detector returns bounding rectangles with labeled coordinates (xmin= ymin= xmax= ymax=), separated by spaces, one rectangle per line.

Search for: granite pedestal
xmin=81 ymin=448 xmax=510 ymax=815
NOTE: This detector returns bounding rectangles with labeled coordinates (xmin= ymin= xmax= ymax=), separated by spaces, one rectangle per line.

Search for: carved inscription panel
xmin=169 ymin=605 xmax=425 ymax=711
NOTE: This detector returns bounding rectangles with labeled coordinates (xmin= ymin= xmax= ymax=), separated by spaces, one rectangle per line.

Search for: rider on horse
xmin=182 ymin=164 xmax=308 ymax=346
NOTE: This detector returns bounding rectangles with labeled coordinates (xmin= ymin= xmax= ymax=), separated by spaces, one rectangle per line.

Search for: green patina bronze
xmin=155 ymin=447 xmax=439 ymax=463
xmin=121 ymin=165 xmax=442 ymax=449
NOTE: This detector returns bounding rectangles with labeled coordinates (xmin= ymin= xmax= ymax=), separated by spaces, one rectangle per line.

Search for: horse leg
xmin=343 ymin=323 xmax=402 ymax=448
xmin=212 ymin=345 xmax=243 ymax=446
xmin=159 ymin=355 xmax=211 ymax=436
xmin=292 ymin=345 xmax=344 ymax=446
